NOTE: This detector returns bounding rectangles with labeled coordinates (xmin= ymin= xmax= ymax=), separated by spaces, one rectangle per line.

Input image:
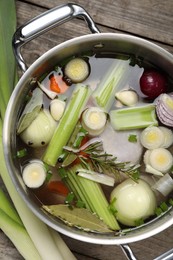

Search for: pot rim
xmin=3 ymin=32 xmax=173 ymax=245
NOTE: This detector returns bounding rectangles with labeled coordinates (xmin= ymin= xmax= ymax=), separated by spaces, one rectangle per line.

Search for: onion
xmin=20 ymin=109 xmax=57 ymax=147
xmin=140 ymin=69 xmax=167 ymax=99
xmin=110 ymin=179 xmax=156 ymax=226
xmin=155 ymin=93 xmax=173 ymax=127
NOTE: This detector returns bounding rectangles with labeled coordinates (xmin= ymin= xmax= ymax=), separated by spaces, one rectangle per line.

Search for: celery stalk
xmin=110 ymin=104 xmax=158 ymax=130
xmin=43 ymin=84 xmax=91 ymax=166
xmin=62 ymin=165 xmax=120 ymax=230
xmin=92 ymin=60 xmax=131 ymax=112
xmin=0 ymin=208 xmax=41 ymax=260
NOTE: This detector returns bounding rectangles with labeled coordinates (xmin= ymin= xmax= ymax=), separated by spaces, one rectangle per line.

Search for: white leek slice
xmin=159 ymin=126 xmax=173 ymax=148
xmin=22 ymin=160 xmax=46 ymax=188
xmin=149 ymin=148 xmax=173 ymax=173
xmin=140 ymin=126 xmax=164 ymax=149
xmin=64 ymin=58 xmax=90 ymax=83
xmin=145 ymin=164 xmax=163 ymax=177
xmin=77 ymin=169 xmax=115 ymax=186
xmin=152 ymin=173 xmax=173 ymax=197
xmin=82 ymin=107 xmax=107 ymax=136
xmin=50 ymin=99 xmax=66 ymax=121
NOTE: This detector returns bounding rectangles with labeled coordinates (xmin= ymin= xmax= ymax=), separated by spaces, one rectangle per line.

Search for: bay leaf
xmin=43 ymin=204 xmax=113 ymax=233
xmin=17 ymin=88 xmax=43 ymax=134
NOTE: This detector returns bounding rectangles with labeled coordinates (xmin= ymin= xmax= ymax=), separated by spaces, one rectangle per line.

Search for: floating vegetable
xmin=38 ymin=81 xmax=57 ymax=100
xmin=110 ymin=179 xmax=157 ymax=226
xmin=158 ymin=126 xmax=173 ymax=148
xmin=43 ymin=204 xmax=113 ymax=233
xmin=43 ymin=84 xmax=91 ymax=166
xmin=140 ymin=69 xmax=167 ymax=99
xmin=64 ymin=58 xmax=90 ymax=83
xmin=148 ymin=148 xmax=173 ymax=173
xmin=152 ymin=173 xmax=173 ymax=197
xmin=20 ymin=109 xmax=57 ymax=147
xmin=115 ymin=89 xmax=138 ymax=106
xmin=110 ymin=104 xmax=158 ymax=131
xmin=77 ymin=169 xmax=115 ymax=186
xmin=140 ymin=126 xmax=164 ymax=149
xmin=82 ymin=107 xmax=107 ymax=136
xmin=50 ymin=99 xmax=66 ymax=121
xmin=155 ymin=93 xmax=173 ymax=127
xmin=49 ymin=74 xmax=61 ymax=93
xmin=17 ymin=88 xmax=43 ymax=134
xmin=22 ymin=160 xmax=46 ymax=188
xmin=48 ymin=181 xmax=69 ymax=196
xmin=59 ymin=166 xmax=120 ymax=230
xmin=92 ymin=60 xmax=132 ymax=112
xmin=49 ymin=74 xmax=69 ymax=94
xmin=144 ymin=148 xmax=173 ymax=174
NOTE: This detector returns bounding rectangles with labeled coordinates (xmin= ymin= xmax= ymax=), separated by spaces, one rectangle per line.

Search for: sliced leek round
xmin=149 ymin=148 xmax=173 ymax=173
xmin=22 ymin=160 xmax=46 ymax=188
xmin=64 ymin=58 xmax=90 ymax=83
xmin=82 ymin=107 xmax=107 ymax=136
xmin=159 ymin=126 xmax=173 ymax=148
xmin=140 ymin=126 xmax=164 ymax=149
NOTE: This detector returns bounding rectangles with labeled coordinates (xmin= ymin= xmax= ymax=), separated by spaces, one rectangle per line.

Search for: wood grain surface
xmin=1 ymin=0 xmax=173 ymax=259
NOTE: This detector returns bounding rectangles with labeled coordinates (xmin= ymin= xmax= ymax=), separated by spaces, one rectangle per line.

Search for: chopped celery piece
xmin=92 ymin=59 xmax=132 ymax=112
xmin=110 ymin=104 xmax=158 ymax=130
xmin=43 ymin=84 xmax=91 ymax=166
xmin=59 ymin=165 xmax=120 ymax=230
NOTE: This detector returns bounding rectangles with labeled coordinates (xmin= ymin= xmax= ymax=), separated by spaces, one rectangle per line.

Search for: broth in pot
xmin=15 ymin=51 xmax=173 ymax=235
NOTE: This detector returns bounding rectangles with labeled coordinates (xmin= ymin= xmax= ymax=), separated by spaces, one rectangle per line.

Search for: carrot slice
xmin=49 ymin=74 xmax=61 ymax=93
xmin=49 ymin=74 xmax=69 ymax=94
xmin=48 ymin=181 xmax=69 ymax=196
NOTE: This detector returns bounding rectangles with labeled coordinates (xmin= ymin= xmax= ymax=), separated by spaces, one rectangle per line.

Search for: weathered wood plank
xmin=15 ymin=0 xmax=173 ymax=70
xmin=1 ymin=1 xmax=173 ymax=260
xmin=24 ymin=0 xmax=173 ymax=46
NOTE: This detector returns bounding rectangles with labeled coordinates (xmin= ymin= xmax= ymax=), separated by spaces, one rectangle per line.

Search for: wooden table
xmin=1 ymin=0 xmax=173 ymax=259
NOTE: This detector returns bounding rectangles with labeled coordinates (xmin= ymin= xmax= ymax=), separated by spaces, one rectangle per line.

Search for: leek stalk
xmin=110 ymin=104 xmax=158 ymax=130
xmin=0 ymin=190 xmax=41 ymax=259
xmin=0 ymin=1 xmax=76 ymax=259
xmin=43 ymin=84 xmax=91 ymax=166
xmin=0 ymin=0 xmax=18 ymax=119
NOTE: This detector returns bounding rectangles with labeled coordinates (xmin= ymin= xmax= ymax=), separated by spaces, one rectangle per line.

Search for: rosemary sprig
xmin=63 ymin=138 xmax=140 ymax=181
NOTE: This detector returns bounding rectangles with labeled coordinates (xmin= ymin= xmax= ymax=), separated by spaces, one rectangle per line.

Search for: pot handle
xmin=13 ymin=3 xmax=100 ymax=72
xmin=120 ymin=244 xmax=137 ymax=260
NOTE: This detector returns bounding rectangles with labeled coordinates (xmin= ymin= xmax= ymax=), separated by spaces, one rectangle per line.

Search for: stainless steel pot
xmin=3 ymin=3 xmax=173 ymax=259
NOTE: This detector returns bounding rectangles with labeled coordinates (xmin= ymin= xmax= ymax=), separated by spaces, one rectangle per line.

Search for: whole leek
xmin=0 ymin=1 xmax=76 ymax=259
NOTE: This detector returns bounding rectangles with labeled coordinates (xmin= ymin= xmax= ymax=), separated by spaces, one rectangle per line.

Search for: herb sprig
xmin=63 ymin=138 xmax=140 ymax=181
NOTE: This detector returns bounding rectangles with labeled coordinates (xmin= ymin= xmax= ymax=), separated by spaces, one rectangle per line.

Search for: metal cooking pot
xmin=3 ymin=3 xmax=173 ymax=259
